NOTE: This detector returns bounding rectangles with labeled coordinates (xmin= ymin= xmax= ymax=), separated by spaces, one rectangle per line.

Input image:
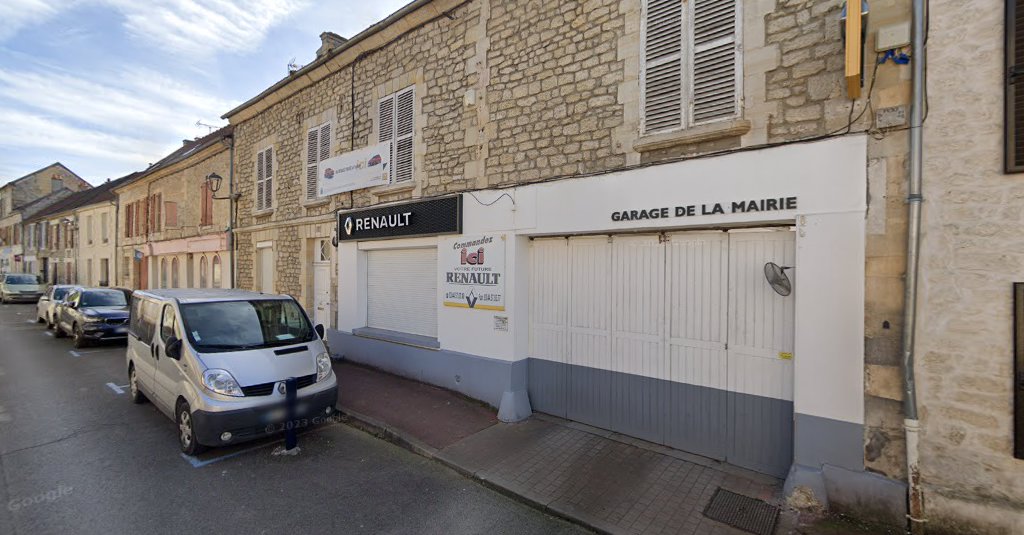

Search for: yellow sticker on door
xmin=779 ymin=352 xmax=794 ymax=360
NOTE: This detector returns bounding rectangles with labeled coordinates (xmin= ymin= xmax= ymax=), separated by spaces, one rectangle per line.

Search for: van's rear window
xmin=178 ymin=299 xmax=314 ymax=352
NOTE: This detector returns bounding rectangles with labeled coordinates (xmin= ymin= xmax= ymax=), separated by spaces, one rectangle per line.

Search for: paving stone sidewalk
xmin=335 ymin=361 xmax=789 ymax=535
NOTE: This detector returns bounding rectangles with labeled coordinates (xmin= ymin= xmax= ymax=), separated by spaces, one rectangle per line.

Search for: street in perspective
xmin=1 ymin=0 xmax=1023 ymax=534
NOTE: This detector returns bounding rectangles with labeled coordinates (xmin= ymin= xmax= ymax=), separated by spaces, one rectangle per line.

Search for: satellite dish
xmin=764 ymin=262 xmax=793 ymax=296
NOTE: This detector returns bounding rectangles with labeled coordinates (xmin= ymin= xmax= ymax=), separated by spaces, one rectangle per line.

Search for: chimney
xmin=317 ymin=32 xmax=347 ymax=59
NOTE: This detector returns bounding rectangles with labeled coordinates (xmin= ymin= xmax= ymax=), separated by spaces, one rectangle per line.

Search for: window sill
xmin=352 ymin=326 xmax=439 ymax=350
xmin=302 ymin=198 xmax=331 ymax=209
xmin=252 ymin=207 xmax=275 ymax=218
xmin=371 ymin=181 xmax=416 ymax=195
xmin=633 ymin=119 xmax=751 ymax=153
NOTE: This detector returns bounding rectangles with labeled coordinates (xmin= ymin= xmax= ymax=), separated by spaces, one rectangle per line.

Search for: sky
xmin=0 ymin=0 xmax=411 ymax=186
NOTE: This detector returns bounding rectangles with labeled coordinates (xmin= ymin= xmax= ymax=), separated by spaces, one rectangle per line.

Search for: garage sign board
xmin=443 ymin=235 xmax=505 ymax=311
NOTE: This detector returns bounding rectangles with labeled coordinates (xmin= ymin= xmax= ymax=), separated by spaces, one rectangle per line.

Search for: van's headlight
xmin=316 ymin=352 xmax=332 ymax=382
xmin=202 ymin=369 xmax=243 ymax=397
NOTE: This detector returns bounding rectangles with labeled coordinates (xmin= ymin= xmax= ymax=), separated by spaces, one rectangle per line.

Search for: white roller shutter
xmin=367 ymin=248 xmax=437 ymax=338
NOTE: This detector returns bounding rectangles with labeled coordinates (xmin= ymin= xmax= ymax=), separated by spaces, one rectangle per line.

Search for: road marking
xmin=106 ymin=383 xmax=129 ymax=395
xmin=26 ymin=320 xmax=35 ymax=324
xmin=44 ymin=332 xmax=53 ymax=337
xmin=180 ymin=443 xmax=269 ymax=468
xmin=69 ymin=350 xmax=104 ymax=357
xmin=179 ymin=424 xmax=337 ymax=468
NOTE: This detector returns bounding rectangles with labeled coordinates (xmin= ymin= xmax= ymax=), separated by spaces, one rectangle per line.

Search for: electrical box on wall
xmin=876 ymin=22 xmax=911 ymax=51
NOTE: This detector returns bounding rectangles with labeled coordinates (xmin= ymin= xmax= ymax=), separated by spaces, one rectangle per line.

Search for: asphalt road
xmin=0 ymin=302 xmax=586 ymax=535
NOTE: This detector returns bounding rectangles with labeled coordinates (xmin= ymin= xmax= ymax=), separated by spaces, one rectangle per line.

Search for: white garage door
xmin=367 ymin=247 xmax=438 ymax=338
xmin=528 ymin=230 xmax=795 ymax=477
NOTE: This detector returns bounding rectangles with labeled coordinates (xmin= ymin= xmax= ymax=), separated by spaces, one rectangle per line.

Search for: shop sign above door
xmin=611 ymin=197 xmax=798 ymax=222
xmin=442 ymin=235 xmax=505 ymax=311
xmin=337 ymin=195 xmax=462 ymax=242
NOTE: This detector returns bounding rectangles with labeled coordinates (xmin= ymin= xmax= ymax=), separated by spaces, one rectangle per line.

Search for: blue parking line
xmin=180 ymin=441 xmax=273 ymax=468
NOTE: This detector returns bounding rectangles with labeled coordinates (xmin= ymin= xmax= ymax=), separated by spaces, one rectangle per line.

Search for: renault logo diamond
xmin=344 ymin=216 xmax=354 ymax=236
xmin=277 ymin=382 xmax=286 ymax=395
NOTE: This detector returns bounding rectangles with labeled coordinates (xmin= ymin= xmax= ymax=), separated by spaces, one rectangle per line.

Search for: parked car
xmin=55 ymin=287 xmax=130 ymax=348
xmin=125 ymin=289 xmax=338 ymax=455
xmin=0 ymin=273 xmax=44 ymax=304
xmin=36 ymin=285 xmax=76 ymax=328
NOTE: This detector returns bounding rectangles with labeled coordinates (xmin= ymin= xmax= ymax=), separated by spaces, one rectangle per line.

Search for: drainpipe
xmin=227 ymin=135 xmax=236 ymax=289
xmin=903 ymin=0 xmax=926 ymax=533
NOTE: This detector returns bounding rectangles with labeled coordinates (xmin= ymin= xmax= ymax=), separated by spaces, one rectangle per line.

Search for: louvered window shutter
xmin=379 ymin=95 xmax=395 ymax=181
xmin=305 ymin=127 xmax=319 ymax=200
xmin=256 ymin=150 xmax=266 ymax=210
xmin=395 ymin=87 xmax=415 ymax=183
xmin=1007 ymin=0 xmax=1024 ymax=172
xmin=691 ymin=0 xmax=738 ymax=124
xmin=643 ymin=0 xmax=684 ymax=133
xmin=264 ymin=147 xmax=274 ymax=208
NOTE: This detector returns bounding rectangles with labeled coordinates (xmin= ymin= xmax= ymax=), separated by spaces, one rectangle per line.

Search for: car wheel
xmin=72 ymin=324 xmax=88 ymax=348
xmin=36 ymin=314 xmax=45 ymax=324
xmin=54 ymin=321 xmax=67 ymax=338
xmin=128 ymin=365 xmax=147 ymax=404
xmin=177 ymin=400 xmax=205 ymax=455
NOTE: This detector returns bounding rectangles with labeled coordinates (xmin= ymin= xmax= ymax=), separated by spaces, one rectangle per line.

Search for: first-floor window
xmin=365 ymin=247 xmax=437 ymax=338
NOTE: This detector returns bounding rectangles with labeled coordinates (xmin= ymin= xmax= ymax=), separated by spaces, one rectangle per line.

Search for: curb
xmin=338 ymin=407 xmax=613 ymax=535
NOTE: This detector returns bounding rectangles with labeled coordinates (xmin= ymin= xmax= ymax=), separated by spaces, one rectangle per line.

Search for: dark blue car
xmin=55 ymin=288 xmax=130 ymax=348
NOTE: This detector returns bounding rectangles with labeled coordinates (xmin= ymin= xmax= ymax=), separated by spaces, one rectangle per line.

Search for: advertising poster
xmin=318 ymin=141 xmax=391 ymax=197
xmin=443 ymin=235 xmax=505 ymax=311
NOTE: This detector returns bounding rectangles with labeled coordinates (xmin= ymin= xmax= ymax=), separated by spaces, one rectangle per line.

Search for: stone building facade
xmin=115 ymin=128 xmax=234 ymax=291
xmin=225 ymin=0 xmax=916 ymax=525
xmin=0 ymin=163 xmax=90 ymax=274
xmin=915 ymin=1 xmax=1024 ymax=532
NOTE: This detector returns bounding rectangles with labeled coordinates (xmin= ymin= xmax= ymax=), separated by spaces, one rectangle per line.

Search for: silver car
xmin=125 ymin=289 xmax=338 ymax=454
xmin=0 ymin=273 xmax=44 ymax=304
xmin=36 ymin=284 xmax=77 ymax=328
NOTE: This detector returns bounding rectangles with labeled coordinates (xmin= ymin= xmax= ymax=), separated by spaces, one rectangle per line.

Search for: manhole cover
xmin=703 ymin=488 xmax=780 ymax=535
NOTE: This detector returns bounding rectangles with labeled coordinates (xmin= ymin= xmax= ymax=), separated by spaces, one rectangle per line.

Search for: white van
xmin=126 ymin=289 xmax=338 ymax=454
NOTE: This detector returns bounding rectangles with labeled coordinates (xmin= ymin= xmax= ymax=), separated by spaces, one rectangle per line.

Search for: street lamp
xmin=205 ymin=172 xmax=238 ymax=200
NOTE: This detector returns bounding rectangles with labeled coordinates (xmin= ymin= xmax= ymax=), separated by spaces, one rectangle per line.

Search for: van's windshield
xmin=178 ymin=299 xmax=315 ymax=353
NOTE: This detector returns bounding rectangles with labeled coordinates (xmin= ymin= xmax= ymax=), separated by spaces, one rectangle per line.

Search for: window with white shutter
xmin=305 ymin=122 xmax=332 ymax=200
xmin=641 ymin=0 xmax=740 ymax=134
xmin=255 ymin=146 xmax=274 ymax=211
xmin=378 ymin=86 xmax=415 ymax=183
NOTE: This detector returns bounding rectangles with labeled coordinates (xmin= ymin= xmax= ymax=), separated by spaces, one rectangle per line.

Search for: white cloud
xmin=0 ymin=107 xmax=169 ymax=164
xmin=0 ymin=1 xmax=309 ymax=57
xmin=109 ymin=0 xmax=310 ymax=56
xmin=0 ymin=0 xmax=71 ymax=41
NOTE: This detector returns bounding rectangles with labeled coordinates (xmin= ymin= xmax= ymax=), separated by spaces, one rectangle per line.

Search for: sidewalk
xmin=335 ymin=361 xmax=792 ymax=535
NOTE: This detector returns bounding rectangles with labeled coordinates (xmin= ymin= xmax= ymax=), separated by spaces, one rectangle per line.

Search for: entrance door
xmin=528 ymin=229 xmax=796 ymax=477
xmin=725 ymin=230 xmax=796 ymax=476
xmin=258 ymin=247 xmax=274 ymax=294
xmin=312 ymin=239 xmax=332 ymax=328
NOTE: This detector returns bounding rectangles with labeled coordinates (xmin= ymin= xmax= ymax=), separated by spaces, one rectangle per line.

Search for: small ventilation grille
xmin=703 ymin=488 xmax=779 ymax=535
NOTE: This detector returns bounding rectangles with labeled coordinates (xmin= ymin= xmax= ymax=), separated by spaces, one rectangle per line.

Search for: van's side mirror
xmin=314 ymin=324 xmax=325 ymax=339
xmin=166 ymin=337 xmax=182 ymax=360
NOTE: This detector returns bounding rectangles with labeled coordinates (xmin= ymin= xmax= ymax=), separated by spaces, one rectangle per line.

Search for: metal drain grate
xmin=703 ymin=488 xmax=780 ymax=535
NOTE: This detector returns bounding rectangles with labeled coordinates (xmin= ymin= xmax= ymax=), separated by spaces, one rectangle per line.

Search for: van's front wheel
xmin=176 ymin=400 xmax=205 ymax=455
xmin=128 ymin=365 xmax=146 ymax=404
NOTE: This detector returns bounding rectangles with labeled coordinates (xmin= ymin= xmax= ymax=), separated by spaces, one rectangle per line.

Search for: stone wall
xmin=918 ymin=1 xmax=1024 ymax=532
